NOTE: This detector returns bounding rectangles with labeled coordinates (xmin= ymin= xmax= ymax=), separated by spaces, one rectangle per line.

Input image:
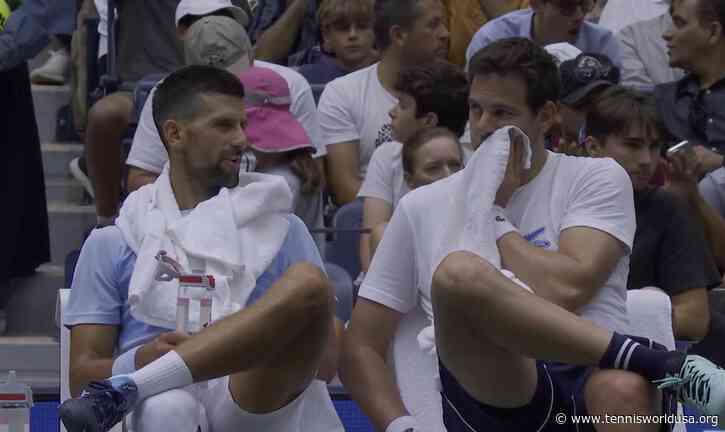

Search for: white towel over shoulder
xmin=116 ymin=164 xmax=293 ymax=330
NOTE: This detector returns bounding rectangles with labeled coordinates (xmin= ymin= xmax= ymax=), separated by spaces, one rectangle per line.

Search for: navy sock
xmin=599 ymin=332 xmax=686 ymax=382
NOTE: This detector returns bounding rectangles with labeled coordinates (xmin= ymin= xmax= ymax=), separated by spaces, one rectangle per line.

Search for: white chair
xmin=58 ymin=288 xmax=125 ymax=432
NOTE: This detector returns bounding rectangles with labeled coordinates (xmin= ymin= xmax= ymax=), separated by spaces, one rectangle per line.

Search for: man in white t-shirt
xmin=340 ymin=37 xmax=725 ymax=432
xmin=356 ymin=60 xmax=469 ymax=274
xmin=125 ymin=0 xmax=324 ymax=192
xmin=317 ymin=0 xmax=450 ymax=205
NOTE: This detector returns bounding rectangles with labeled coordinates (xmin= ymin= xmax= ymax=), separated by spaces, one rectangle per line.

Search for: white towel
xmin=626 ymin=288 xmax=676 ymax=350
xmin=116 ymin=164 xmax=293 ymax=330
xmin=418 ymin=125 xmax=532 ymax=370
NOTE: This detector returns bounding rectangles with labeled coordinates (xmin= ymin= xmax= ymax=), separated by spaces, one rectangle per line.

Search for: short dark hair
xmin=152 ymin=65 xmax=245 ymax=147
xmin=586 ymin=86 xmax=673 ymax=147
xmin=468 ymin=37 xmax=560 ymax=113
xmin=394 ymin=60 xmax=470 ymax=137
xmin=695 ymin=0 xmax=725 ymax=30
xmin=402 ymin=127 xmax=461 ymax=174
xmin=374 ymin=0 xmax=423 ymax=51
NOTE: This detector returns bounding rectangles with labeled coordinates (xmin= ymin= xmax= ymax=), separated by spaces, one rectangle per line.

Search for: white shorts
xmin=130 ymin=378 xmax=343 ymax=432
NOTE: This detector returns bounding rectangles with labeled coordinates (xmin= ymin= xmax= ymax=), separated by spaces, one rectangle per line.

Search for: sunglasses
xmin=549 ymin=0 xmax=596 ymax=17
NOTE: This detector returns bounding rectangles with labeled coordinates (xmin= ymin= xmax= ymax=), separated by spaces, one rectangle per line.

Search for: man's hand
xmin=135 ymin=331 xmax=191 ymax=369
xmin=693 ymin=145 xmax=724 ymax=177
xmin=665 ymin=150 xmax=702 ymax=201
xmin=495 ymin=128 xmax=526 ymax=208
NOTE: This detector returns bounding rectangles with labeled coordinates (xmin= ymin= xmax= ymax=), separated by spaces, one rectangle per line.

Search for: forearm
xmin=339 ymin=344 xmax=409 ymax=431
xmin=330 ymin=176 xmax=362 ymax=206
xmin=498 ymin=233 xmax=600 ymax=311
xmin=671 ymin=289 xmax=710 ymax=341
xmin=253 ymin=0 xmax=307 ymax=63
xmin=692 ymin=194 xmax=725 ymax=271
xmin=317 ymin=320 xmax=342 ymax=382
xmin=70 ymin=359 xmax=114 ymax=397
xmin=360 ymin=233 xmax=372 ymax=272
xmin=477 ymin=0 xmax=518 ymax=18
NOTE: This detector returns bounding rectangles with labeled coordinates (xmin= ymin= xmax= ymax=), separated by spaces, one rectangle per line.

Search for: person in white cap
xmin=125 ymin=0 xmax=326 ymax=194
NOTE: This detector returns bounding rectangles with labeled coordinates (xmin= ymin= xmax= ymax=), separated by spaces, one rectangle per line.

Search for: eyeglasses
xmin=550 ymin=0 xmax=596 ymax=17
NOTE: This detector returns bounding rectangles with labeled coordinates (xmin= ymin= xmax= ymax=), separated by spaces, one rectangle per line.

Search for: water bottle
xmin=0 ymin=371 xmax=32 ymax=432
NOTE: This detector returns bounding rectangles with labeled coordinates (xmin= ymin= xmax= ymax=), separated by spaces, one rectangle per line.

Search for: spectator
xmin=239 ymin=66 xmax=326 ymax=252
xmin=617 ymin=10 xmax=686 ymax=88
xmin=655 ymin=0 xmax=725 ymax=175
xmin=251 ymin=0 xmax=318 ymax=65
xmin=70 ymin=0 xmax=186 ymax=226
xmin=465 ymin=0 xmax=623 ymax=68
xmin=583 ymin=86 xmax=719 ymax=341
xmin=368 ymin=127 xmax=464 ymax=261
xmin=0 ymin=0 xmax=69 ymax=332
xmin=556 ymin=52 xmax=620 ymax=155
xmin=318 ymin=0 xmax=450 ymax=206
xmin=598 ymin=0 xmax=669 ymax=34
xmin=58 ymin=65 xmax=344 ymax=432
xmin=297 ymin=0 xmax=377 ymax=86
xmin=357 ymin=60 xmax=469 ymax=274
xmin=126 ymin=0 xmax=325 ymax=194
xmin=443 ymin=0 xmax=530 ymax=66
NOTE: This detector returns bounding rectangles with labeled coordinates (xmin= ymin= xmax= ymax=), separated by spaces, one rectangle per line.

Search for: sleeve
xmin=465 ymin=30 xmax=495 ymax=66
xmin=601 ymin=30 xmax=624 ymax=69
xmin=357 ymin=144 xmax=395 ymax=203
xmin=358 ymin=201 xmax=419 ymax=314
xmin=561 ymin=159 xmax=636 ymax=252
xmin=63 ymin=228 xmax=126 ymax=328
xmin=618 ymin=25 xmax=655 ymax=88
xmin=658 ymin=198 xmax=722 ymax=295
xmin=289 ymin=75 xmax=327 ymax=158
xmin=317 ymin=79 xmax=361 ymax=146
xmin=126 ymin=87 xmax=168 ymax=174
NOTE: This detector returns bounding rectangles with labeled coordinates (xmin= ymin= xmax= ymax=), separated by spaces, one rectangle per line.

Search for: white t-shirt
xmin=317 ymin=62 xmax=398 ymax=178
xmin=357 ymin=141 xmax=409 ymax=208
xmin=360 ymin=152 xmax=635 ymax=335
xmin=126 ymin=60 xmax=325 ymax=174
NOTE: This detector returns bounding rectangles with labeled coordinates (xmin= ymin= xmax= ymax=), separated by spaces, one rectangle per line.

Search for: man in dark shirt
xmin=655 ymin=0 xmax=725 ymax=176
xmin=584 ymin=85 xmax=720 ymax=341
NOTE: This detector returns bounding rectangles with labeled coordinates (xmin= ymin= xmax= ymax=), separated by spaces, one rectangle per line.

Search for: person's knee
xmin=432 ymin=251 xmax=497 ymax=308
xmin=132 ymin=389 xmax=205 ymax=432
xmin=285 ymin=262 xmax=335 ymax=319
xmin=586 ymin=371 xmax=654 ymax=414
xmin=87 ymin=93 xmax=133 ymax=130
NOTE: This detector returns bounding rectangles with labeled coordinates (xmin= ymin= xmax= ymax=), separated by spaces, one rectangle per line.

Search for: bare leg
xmin=85 ymin=92 xmax=133 ymax=219
xmin=585 ymin=370 xmax=661 ymax=432
xmin=432 ymin=251 xmax=612 ymax=407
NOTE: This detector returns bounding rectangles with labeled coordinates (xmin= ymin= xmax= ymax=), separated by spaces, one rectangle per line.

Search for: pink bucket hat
xmin=239 ymin=67 xmax=313 ymax=153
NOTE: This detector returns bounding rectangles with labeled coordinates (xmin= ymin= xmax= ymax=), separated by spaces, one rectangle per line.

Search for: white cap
xmin=176 ymin=0 xmax=250 ymax=29
xmin=544 ymin=42 xmax=583 ymax=67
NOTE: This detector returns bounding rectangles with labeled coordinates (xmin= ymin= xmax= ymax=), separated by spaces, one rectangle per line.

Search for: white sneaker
xmin=31 ymin=49 xmax=70 ymax=85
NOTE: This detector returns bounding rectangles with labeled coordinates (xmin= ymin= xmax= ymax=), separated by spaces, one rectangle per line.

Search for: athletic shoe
xmin=30 ymin=49 xmax=70 ymax=85
xmin=69 ymin=156 xmax=95 ymax=199
xmin=656 ymin=355 xmax=725 ymax=426
xmin=59 ymin=376 xmax=138 ymax=432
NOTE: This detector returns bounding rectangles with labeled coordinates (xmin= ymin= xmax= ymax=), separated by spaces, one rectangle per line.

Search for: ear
xmin=583 ymin=135 xmax=603 ymax=157
xmin=423 ymin=112 xmax=439 ymax=128
xmin=390 ymin=24 xmax=407 ymax=49
xmin=529 ymin=0 xmax=541 ymax=12
xmin=536 ymin=101 xmax=559 ymax=136
xmin=163 ymin=119 xmax=183 ymax=151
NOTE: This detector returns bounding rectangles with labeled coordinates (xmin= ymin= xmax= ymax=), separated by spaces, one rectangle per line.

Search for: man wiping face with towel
xmin=59 ymin=65 xmax=345 ymax=432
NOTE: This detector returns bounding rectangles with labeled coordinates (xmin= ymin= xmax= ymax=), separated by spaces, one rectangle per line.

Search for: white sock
xmin=127 ymin=351 xmax=194 ymax=401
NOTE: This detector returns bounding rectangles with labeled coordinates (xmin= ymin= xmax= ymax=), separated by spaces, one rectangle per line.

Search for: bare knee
xmin=432 ymin=251 xmax=498 ymax=309
xmin=87 ymin=93 xmax=133 ymax=130
xmin=285 ymin=262 xmax=334 ymax=319
xmin=586 ymin=371 xmax=655 ymax=415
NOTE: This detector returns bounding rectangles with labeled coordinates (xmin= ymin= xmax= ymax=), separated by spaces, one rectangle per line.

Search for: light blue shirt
xmin=63 ymin=214 xmax=325 ymax=354
xmin=465 ymin=9 xmax=622 ymax=68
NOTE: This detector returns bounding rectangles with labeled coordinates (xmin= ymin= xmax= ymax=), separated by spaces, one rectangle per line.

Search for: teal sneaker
xmin=656 ymin=355 xmax=725 ymax=427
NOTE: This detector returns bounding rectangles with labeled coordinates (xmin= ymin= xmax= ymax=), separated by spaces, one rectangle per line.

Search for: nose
xmin=475 ymin=111 xmax=498 ymax=137
xmin=637 ymin=147 xmax=653 ymax=167
xmin=348 ymin=24 xmax=359 ymax=39
xmin=389 ymin=106 xmax=397 ymax=120
xmin=232 ymin=125 xmax=249 ymax=150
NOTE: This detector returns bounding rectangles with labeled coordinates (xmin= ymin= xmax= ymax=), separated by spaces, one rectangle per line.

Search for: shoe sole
xmin=59 ymin=399 xmax=100 ymax=432
xmin=69 ymin=158 xmax=95 ymax=200
xmin=30 ymin=73 xmax=66 ymax=86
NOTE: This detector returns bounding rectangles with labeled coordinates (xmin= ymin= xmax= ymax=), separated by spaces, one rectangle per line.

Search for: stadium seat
xmin=325 ymin=262 xmax=354 ymax=322
xmin=324 ymin=200 xmax=366 ymax=281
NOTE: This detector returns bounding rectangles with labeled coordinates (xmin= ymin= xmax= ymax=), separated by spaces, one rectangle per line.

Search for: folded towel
xmin=116 ymin=164 xmax=293 ymax=330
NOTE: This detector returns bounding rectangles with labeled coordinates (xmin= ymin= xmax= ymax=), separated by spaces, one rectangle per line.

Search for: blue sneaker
xmin=656 ymin=355 xmax=725 ymax=427
xmin=59 ymin=376 xmax=139 ymax=432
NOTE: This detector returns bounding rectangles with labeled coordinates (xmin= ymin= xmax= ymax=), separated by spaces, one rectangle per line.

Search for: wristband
xmin=111 ymin=345 xmax=141 ymax=376
xmin=492 ymin=205 xmax=517 ymax=241
xmin=385 ymin=416 xmax=418 ymax=432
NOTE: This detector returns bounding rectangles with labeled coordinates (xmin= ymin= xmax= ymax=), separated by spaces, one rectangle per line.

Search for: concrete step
xmin=4 ymin=265 xmax=64 ymax=337
xmin=41 ymin=142 xmax=83 ymax=178
xmin=45 ymin=176 xmax=85 ymax=203
xmin=32 ymin=84 xmax=71 ymax=143
xmin=0 ymin=337 xmax=59 ymax=396
xmin=47 ymin=202 xmax=95 ymax=266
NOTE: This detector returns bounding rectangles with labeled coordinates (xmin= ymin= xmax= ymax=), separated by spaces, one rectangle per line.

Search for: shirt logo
xmin=524 ymin=227 xmax=551 ymax=249
xmin=375 ymin=124 xmax=393 ymax=148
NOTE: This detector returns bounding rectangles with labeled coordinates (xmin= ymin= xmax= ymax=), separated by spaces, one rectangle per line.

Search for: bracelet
xmin=492 ymin=205 xmax=517 ymax=241
xmin=111 ymin=346 xmax=141 ymax=376
xmin=385 ymin=416 xmax=418 ymax=432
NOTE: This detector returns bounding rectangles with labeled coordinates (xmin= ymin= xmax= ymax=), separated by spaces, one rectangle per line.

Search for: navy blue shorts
xmin=440 ymin=360 xmax=676 ymax=432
